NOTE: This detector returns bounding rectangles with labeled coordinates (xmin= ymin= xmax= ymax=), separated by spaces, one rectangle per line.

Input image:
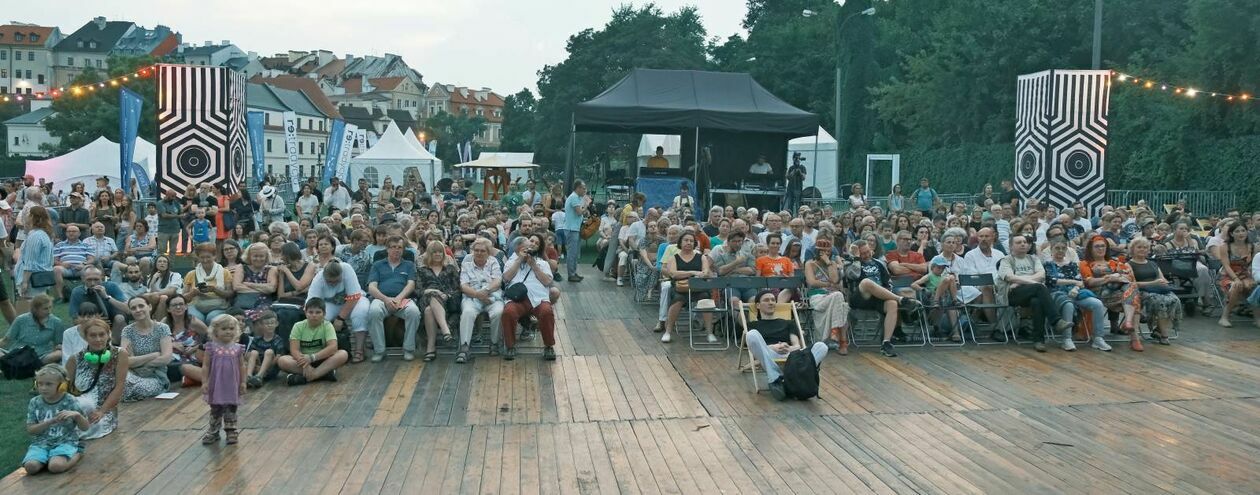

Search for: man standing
xmin=910 ymin=178 xmax=939 ymax=217
xmin=156 ymin=189 xmax=183 ymax=256
xmin=60 ymin=193 xmax=91 ymax=236
xmin=784 ymin=153 xmax=807 ymax=213
xmin=998 ymin=179 xmax=1020 ymax=212
xmin=324 ymin=177 xmax=352 ymax=214
xmin=365 ymin=236 xmax=422 ymax=361
xmin=258 ymin=186 xmax=286 ymax=227
xmin=563 ymin=180 xmax=589 ymax=282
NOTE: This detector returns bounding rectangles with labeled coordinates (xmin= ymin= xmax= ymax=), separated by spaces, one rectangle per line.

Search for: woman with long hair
xmin=1216 ymin=222 xmax=1256 ymax=328
xmin=276 ymin=242 xmax=315 ymax=305
xmin=65 ymin=317 xmax=129 ymax=439
xmin=1080 ymin=235 xmax=1143 ymax=351
xmin=887 ymin=184 xmax=904 ymax=212
xmin=803 ymin=233 xmax=850 ymax=354
xmin=91 ymin=190 xmax=117 ymax=239
xmin=19 ymin=205 xmax=55 ymax=300
xmin=1162 ymin=221 xmax=1213 ymax=306
xmin=417 ymin=240 xmax=459 ymax=361
xmin=145 ymin=255 xmax=182 ymax=320
xmin=122 ymin=219 xmax=157 ymax=275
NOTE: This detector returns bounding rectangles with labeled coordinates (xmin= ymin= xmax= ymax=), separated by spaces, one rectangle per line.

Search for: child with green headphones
xmin=23 ymin=364 xmax=89 ymax=475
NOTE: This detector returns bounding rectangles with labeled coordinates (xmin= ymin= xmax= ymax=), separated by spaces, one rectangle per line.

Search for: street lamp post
xmin=804 ymin=6 xmax=875 ymax=188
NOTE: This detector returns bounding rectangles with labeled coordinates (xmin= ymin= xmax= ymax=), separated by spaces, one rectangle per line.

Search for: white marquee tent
xmin=350 ymin=120 xmax=442 ymax=189
xmin=788 ymin=127 xmax=838 ymax=199
xmin=25 ymin=136 xmax=157 ymax=193
xmin=636 ymin=134 xmax=681 ymax=169
xmin=469 ymin=152 xmax=535 ymax=184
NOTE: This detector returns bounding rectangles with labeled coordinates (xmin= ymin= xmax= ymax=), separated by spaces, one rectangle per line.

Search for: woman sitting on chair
xmin=803 ymin=233 xmax=850 ymax=354
xmin=1081 ymin=235 xmax=1144 ymax=351
xmin=744 ymin=290 xmax=828 ymax=401
xmin=1127 ymin=237 xmax=1184 ymax=344
xmin=1215 ymin=222 xmax=1256 ymax=328
xmin=660 ymin=231 xmax=714 ymax=344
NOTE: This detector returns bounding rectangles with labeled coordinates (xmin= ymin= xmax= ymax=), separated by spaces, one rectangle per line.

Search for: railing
xmin=803 ymin=193 xmax=975 ymax=212
xmin=1106 ymin=190 xmax=1236 ymax=216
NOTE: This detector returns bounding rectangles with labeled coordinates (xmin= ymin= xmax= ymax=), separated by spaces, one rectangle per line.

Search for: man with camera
xmin=67 ymin=266 xmax=129 ymax=343
xmin=784 ymin=152 xmax=807 ymax=213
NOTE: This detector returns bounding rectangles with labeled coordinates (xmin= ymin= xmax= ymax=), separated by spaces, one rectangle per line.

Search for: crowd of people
xmin=3 ymin=170 xmax=1258 ymax=473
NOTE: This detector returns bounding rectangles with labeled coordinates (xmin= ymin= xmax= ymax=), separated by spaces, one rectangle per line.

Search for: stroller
xmin=1152 ymin=252 xmax=1210 ymax=317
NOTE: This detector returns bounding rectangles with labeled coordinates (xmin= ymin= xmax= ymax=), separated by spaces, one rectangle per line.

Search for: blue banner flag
xmin=119 ymin=88 xmax=143 ymax=194
xmin=131 ymin=161 xmax=152 ymax=196
xmin=246 ymin=111 xmax=266 ymax=184
xmin=322 ymin=119 xmax=346 ymax=187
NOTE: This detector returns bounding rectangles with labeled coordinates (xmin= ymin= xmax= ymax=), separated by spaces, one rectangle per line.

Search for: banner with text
xmin=338 ymin=123 xmax=358 ymax=182
xmin=322 ymin=119 xmax=346 ymax=187
xmin=283 ymin=111 xmax=300 ymax=193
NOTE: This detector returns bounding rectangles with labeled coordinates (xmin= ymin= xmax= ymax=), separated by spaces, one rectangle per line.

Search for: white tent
xmin=637 ymin=134 xmax=681 ymax=169
xmin=471 ymin=152 xmax=535 ymax=185
xmin=350 ymin=120 xmax=442 ymax=189
xmin=788 ymin=127 xmax=838 ymax=199
xmin=25 ymin=136 xmax=157 ymax=193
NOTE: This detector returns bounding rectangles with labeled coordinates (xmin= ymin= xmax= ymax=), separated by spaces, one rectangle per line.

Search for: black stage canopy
xmin=574 ymin=69 xmax=818 ymax=136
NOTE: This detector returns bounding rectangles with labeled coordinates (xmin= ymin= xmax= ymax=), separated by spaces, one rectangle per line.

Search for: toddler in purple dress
xmin=201 ymin=314 xmax=246 ymax=445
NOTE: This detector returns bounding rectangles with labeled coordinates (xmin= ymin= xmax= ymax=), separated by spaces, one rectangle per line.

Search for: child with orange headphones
xmin=23 ymin=364 xmax=89 ymax=475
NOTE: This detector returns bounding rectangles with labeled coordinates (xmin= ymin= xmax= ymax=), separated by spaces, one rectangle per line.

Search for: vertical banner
xmin=119 ymin=87 xmax=143 ymax=195
xmin=246 ymin=111 xmax=266 ymax=184
xmin=338 ymin=123 xmax=358 ymax=182
xmin=157 ymin=65 xmax=246 ymax=196
xmin=283 ymin=110 xmax=300 ymax=193
xmin=427 ymin=140 xmax=438 ymax=156
xmin=355 ymin=128 xmax=367 ymax=150
xmin=366 ymin=131 xmax=378 ymax=148
xmin=322 ymin=119 xmax=346 ymax=186
xmin=131 ymin=161 xmax=152 ymax=195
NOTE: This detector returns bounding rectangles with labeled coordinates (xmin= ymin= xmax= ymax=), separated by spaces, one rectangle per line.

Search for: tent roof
xmin=25 ymin=136 xmax=156 ymax=187
xmin=354 ymin=120 xmax=439 ymax=162
xmin=455 ymin=155 xmax=538 ymax=169
xmin=575 ymin=69 xmax=818 ymax=136
xmin=788 ymin=127 xmax=837 ymax=146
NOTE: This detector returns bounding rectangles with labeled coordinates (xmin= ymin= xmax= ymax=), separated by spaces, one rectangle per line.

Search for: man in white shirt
xmin=459 ymin=239 xmax=504 ymax=358
xmin=308 ymin=260 xmax=370 ymax=358
xmin=324 ymin=177 xmax=352 ymax=213
xmin=757 ymin=213 xmax=784 ymax=245
xmin=614 ymin=211 xmax=645 ymax=285
xmin=500 ymin=237 xmax=558 ymax=361
xmin=748 ymin=155 xmax=773 ymax=175
xmin=962 ymin=227 xmax=1002 ymax=321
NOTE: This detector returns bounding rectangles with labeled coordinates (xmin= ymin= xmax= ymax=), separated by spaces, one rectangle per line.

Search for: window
xmin=298 ymin=142 xmax=304 ymax=155
xmin=13 ymin=33 xmax=22 ymax=41
xmin=0 ymin=51 xmax=6 ymax=60
xmin=66 ymin=56 xmax=73 ymax=65
xmin=363 ymin=166 xmax=379 ymax=187
xmin=13 ymin=51 xmax=20 ymax=59
xmin=12 ymin=136 xmax=17 ymax=146
xmin=266 ymin=139 xmax=272 ymax=153
xmin=319 ymin=142 xmax=325 ymax=154
xmin=25 ymin=70 xmax=31 ymax=79
xmin=0 ymin=86 xmax=6 ymax=93
xmin=28 ymin=52 xmax=34 ymax=61
xmin=94 ymin=59 xmax=101 ymax=68
xmin=76 ymin=40 xmax=84 ymax=48
xmin=319 ymin=120 xmax=324 ymax=132
xmin=29 ymin=34 xmax=38 ymax=42
xmin=89 ymin=41 xmax=96 ymax=49
xmin=265 ymin=113 xmax=271 ymax=126
xmin=83 ymin=58 xmax=90 ymax=68
xmin=24 ymin=88 xmax=30 ymax=95
xmin=307 ymin=118 xmax=313 ymax=130
xmin=37 ymin=74 xmax=44 ymax=84
xmin=0 ymin=70 xmax=6 ymax=78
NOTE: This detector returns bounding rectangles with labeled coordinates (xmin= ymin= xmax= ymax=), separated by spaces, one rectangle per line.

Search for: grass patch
xmin=0 ymin=379 xmax=31 ymax=472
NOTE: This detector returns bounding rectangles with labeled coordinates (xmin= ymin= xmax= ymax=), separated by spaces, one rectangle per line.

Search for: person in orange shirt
xmin=646 ymin=146 xmax=669 ymax=169
xmin=756 ymin=233 xmax=795 ymax=303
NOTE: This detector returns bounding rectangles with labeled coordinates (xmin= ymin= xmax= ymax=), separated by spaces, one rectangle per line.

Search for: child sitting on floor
xmin=277 ymin=298 xmax=348 ymax=386
xmin=244 ymin=310 xmax=285 ymax=388
xmin=201 ymin=315 xmax=246 ymax=445
xmin=24 ymin=364 xmax=89 ymax=474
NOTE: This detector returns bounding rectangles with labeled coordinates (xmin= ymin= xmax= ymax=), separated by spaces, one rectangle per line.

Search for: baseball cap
xmin=930 ymin=255 xmax=950 ymax=267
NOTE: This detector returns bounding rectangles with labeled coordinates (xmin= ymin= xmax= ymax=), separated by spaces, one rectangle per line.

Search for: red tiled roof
xmin=315 ymin=58 xmax=346 ymax=79
xmin=0 ymin=25 xmax=56 ymax=46
xmin=341 ymin=76 xmax=410 ymax=94
xmin=250 ymin=75 xmax=342 ymax=119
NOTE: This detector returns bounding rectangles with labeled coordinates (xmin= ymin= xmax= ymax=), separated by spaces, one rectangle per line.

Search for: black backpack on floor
xmin=781 ymin=349 xmax=819 ymax=400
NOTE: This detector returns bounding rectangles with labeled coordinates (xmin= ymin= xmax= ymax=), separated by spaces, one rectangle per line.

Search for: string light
xmin=1111 ymin=70 xmax=1253 ymax=104
xmin=0 ymin=64 xmax=156 ymax=102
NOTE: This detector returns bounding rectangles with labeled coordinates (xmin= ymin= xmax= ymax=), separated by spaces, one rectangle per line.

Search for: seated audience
xmin=278 ymin=298 xmax=349 ymax=385
xmin=120 ymin=297 xmax=172 ymax=401
xmin=501 ymin=233 xmax=559 ymax=361
xmin=459 ymin=238 xmax=504 ymax=363
xmin=366 ymin=236 xmax=422 ymax=361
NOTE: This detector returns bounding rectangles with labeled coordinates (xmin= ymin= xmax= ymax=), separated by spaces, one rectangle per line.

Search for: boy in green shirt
xmin=276 ymin=298 xmax=348 ymax=386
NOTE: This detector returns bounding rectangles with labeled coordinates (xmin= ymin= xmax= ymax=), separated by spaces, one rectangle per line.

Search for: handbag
xmin=674 ymin=278 xmax=691 ymax=293
xmin=0 ymin=346 xmax=41 ymax=379
xmin=234 ymin=292 xmax=263 ymax=309
xmin=29 ymin=270 xmax=55 ymax=288
xmin=505 ymin=265 xmax=532 ymax=303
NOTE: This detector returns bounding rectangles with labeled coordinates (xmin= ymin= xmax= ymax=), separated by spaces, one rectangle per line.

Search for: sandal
xmin=423 ymin=352 xmax=437 ymax=362
xmin=351 ymin=350 xmax=365 ymax=364
xmin=441 ymin=332 xmax=455 ymax=344
xmin=455 ymin=351 xmax=468 ymax=364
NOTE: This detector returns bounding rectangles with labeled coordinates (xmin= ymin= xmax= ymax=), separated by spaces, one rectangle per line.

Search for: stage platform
xmin=5 ymin=264 xmax=1260 ymax=494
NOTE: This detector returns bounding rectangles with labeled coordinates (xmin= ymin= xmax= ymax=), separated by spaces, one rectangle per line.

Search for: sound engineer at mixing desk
xmin=647 ymin=146 xmax=669 ymax=169
xmin=748 ymin=155 xmax=773 ymax=176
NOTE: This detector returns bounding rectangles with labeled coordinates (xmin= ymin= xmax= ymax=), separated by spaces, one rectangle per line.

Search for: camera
xmin=792 ymin=152 xmax=806 ymax=166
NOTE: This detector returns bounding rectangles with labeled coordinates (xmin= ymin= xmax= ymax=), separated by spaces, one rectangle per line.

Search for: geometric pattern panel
xmin=1014 ymin=69 xmax=1111 ymax=214
xmin=157 ymin=64 xmax=246 ymax=196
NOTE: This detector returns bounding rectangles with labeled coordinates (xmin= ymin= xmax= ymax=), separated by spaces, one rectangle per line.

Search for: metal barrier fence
xmin=803 ymin=193 xmax=976 ymax=212
xmin=1106 ymin=190 xmax=1237 ymax=216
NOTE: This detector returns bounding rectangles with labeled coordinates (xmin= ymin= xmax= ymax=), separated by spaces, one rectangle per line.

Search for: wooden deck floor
xmin=5 ymin=266 xmax=1260 ymax=494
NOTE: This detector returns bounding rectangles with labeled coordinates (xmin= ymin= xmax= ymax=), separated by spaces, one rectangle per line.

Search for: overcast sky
xmin=18 ymin=0 xmax=746 ymax=94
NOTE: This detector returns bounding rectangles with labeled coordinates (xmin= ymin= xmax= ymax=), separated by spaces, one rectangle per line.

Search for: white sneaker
xmin=1091 ymin=337 xmax=1112 ymax=352
xmin=403 ymin=352 xmax=415 ymax=361
xmin=1061 ymin=338 xmax=1076 ymax=351
xmin=617 ymin=278 xmax=624 ymax=287
xmin=661 ymin=333 xmax=672 ymax=343
xmin=707 ymin=334 xmax=718 ymax=343
xmin=370 ymin=354 xmax=384 ymax=363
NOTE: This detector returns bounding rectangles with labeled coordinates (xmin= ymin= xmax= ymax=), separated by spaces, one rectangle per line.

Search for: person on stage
xmin=672 ymin=184 xmax=695 ymax=216
xmin=647 ymin=146 xmax=669 ymax=169
xmin=784 ymin=152 xmax=807 ymax=213
xmin=748 ymin=155 xmax=773 ymax=176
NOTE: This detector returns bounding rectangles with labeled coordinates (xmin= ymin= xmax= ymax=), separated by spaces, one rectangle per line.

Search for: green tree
xmin=499 ymin=89 xmax=538 ymax=152
xmin=42 ymin=55 xmax=159 ymax=154
xmin=423 ymin=110 xmax=487 ymax=164
xmin=533 ymin=4 xmax=710 ymax=176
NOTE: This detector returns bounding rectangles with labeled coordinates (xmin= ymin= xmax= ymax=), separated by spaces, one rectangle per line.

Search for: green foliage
xmin=533 ymin=4 xmax=710 ymax=176
xmin=423 ymin=110 xmax=487 ymax=164
xmin=41 ymin=55 xmax=159 ymax=155
xmin=499 ymin=89 xmax=538 ymax=152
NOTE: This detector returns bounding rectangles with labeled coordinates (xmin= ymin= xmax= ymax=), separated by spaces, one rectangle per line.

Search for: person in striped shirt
xmin=53 ymin=226 xmax=94 ymax=301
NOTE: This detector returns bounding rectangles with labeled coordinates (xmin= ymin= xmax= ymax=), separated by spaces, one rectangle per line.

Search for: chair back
xmin=728 ymin=276 xmax=767 ymax=290
xmin=764 ymin=274 xmax=804 ymax=289
xmin=743 ymin=301 xmax=796 ymax=323
xmin=688 ymin=276 xmax=728 ymax=291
